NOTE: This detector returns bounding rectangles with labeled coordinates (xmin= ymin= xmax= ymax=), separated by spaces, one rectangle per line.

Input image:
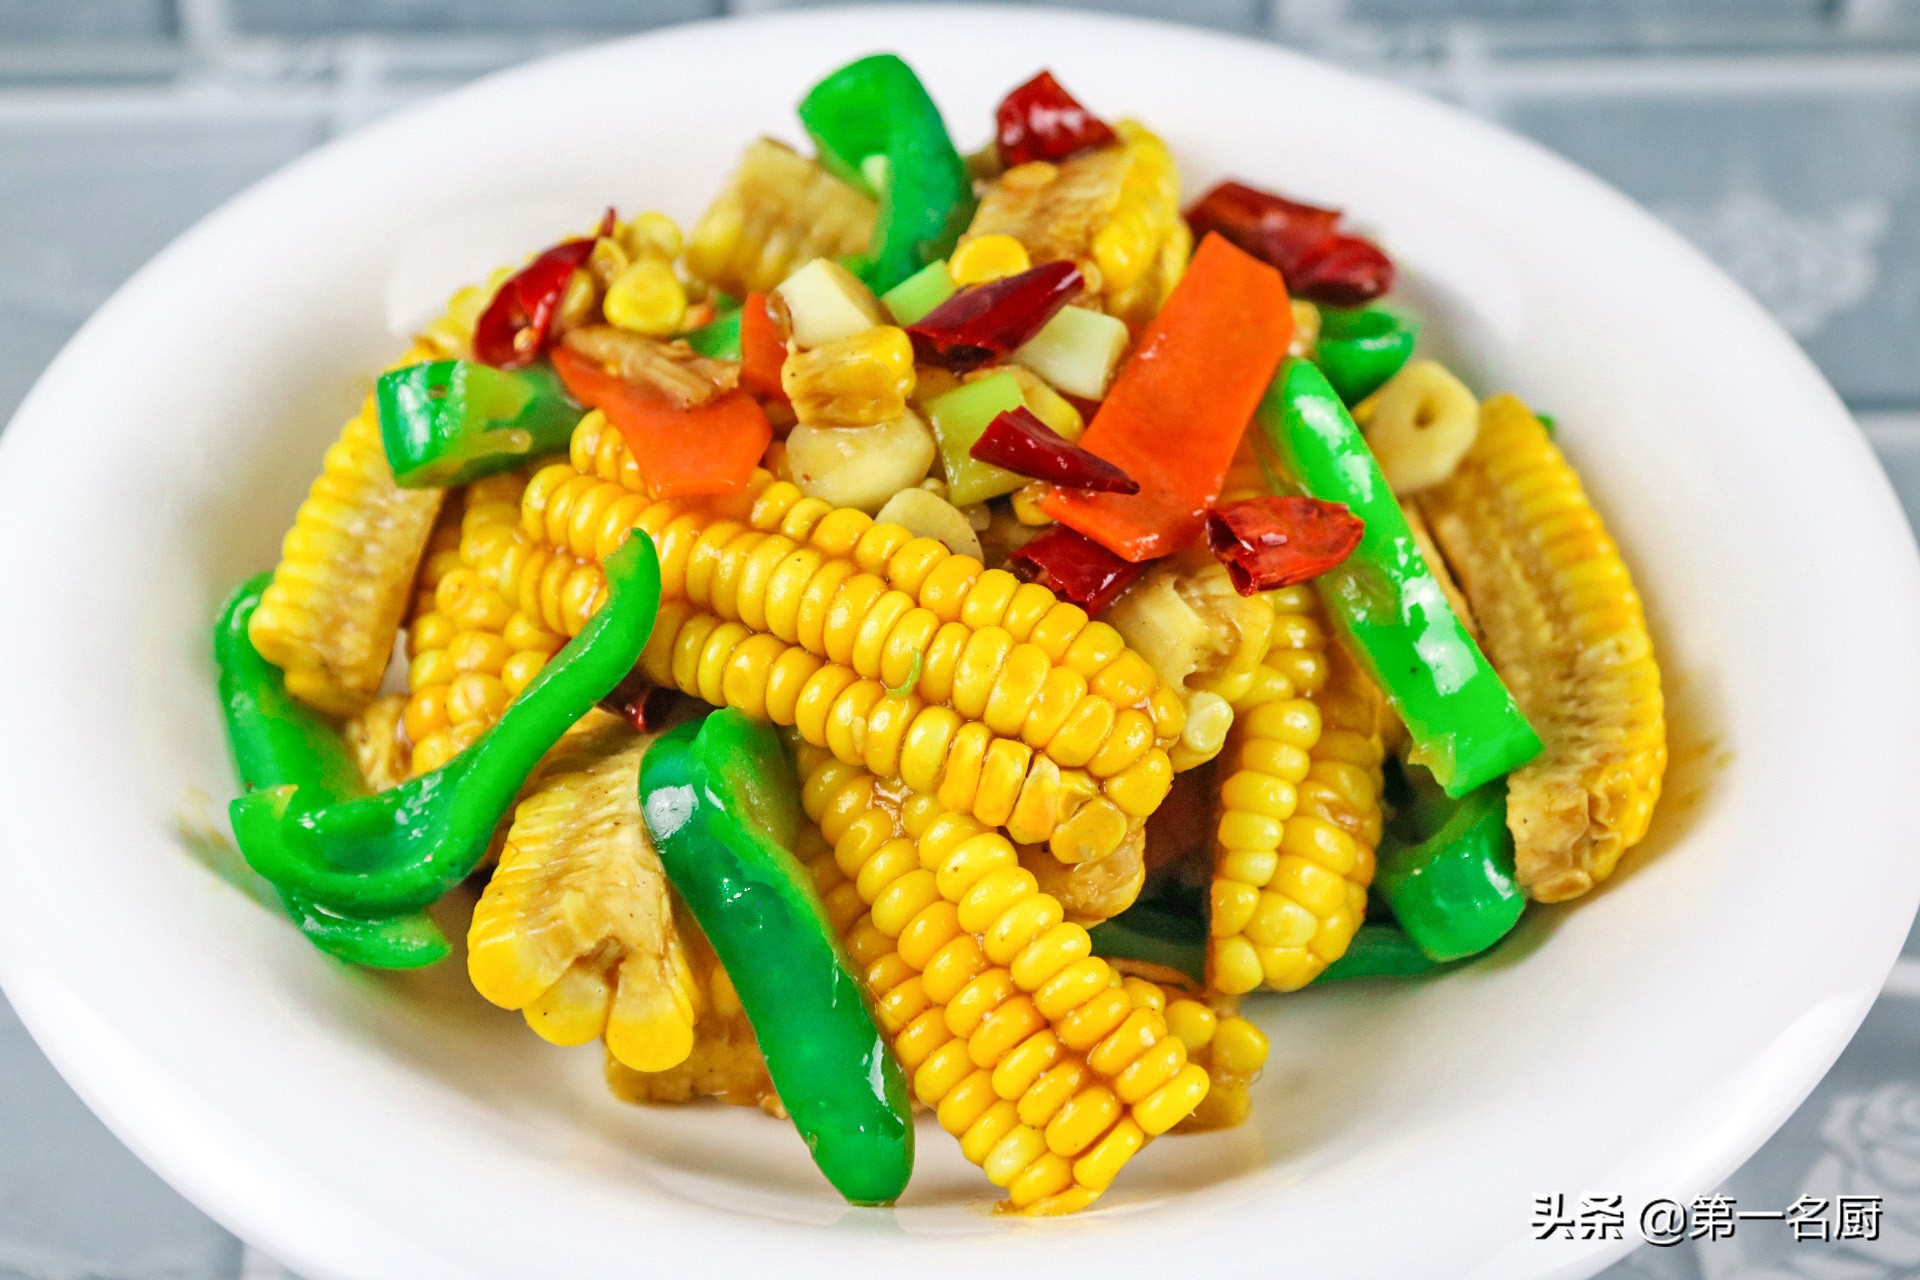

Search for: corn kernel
xmin=950 ymin=234 xmax=1032 ymax=285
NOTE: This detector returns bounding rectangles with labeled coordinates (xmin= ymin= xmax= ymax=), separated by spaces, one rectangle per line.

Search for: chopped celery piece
xmin=1013 ymin=304 xmax=1129 ymax=400
xmin=882 ymin=258 xmax=956 ymax=325
xmin=925 ymin=371 xmax=1026 ymax=507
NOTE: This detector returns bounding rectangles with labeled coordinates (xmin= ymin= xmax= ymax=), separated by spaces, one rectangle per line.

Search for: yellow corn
xmin=605 ymin=931 xmax=780 ymax=1113
xmin=1021 ymin=829 xmax=1144 ymax=924
xmin=685 ymin=138 xmax=879 ymax=298
xmin=402 ymin=471 xmax=566 ymax=776
xmin=603 ymin=215 xmax=688 ymax=337
xmin=800 ymin=746 xmax=1207 ymax=1212
xmin=342 ymin=694 xmax=408 ymax=792
xmin=248 ymin=354 xmax=446 ymax=716
xmin=1208 ymin=588 xmax=1386 ymax=994
xmin=963 ymin=119 xmax=1187 ymax=329
xmin=488 ymin=416 xmax=1185 ymax=865
xmin=781 ymin=327 xmax=916 ymax=427
xmin=1417 ymin=396 xmax=1666 ymax=901
xmin=467 ymin=712 xmax=704 ymax=1073
xmin=949 ymin=233 xmax=1031 ymax=285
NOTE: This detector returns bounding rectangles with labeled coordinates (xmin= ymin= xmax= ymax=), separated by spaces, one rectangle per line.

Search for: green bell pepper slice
xmin=639 ymin=709 xmax=914 ymax=1205
xmin=214 ymin=575 xmax=448 ymax=968
xmin=1375 ymin=775 xmax=1526 ymax=963
xmin=1255 ymin=357 xmax=1542 ymax=796
xmin=681 ymin=304 xmax=744 ymax=360
xmin=798 ymin=54 xmax=975 ymax=294
xmin=377 ymin=359 xmax=582 ymax=489
xmin=1313 ymin=923 xmax=1450 ymax=982
xmin=231 ymin=533 xmax=661 ymax=923
xmin=1313 ymin=305 xmax=1418 ymax=406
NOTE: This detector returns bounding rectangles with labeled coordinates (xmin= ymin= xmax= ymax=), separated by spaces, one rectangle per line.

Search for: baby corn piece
xmin=1417 ymin=396 xmax=1666 ymax=902
xmin=800 ymin=744 xmax=1209 ymax=1212
xmin=468 ymin=712 xmax=704 ymax=1073
xmin=685 ymin=137 xmax=879 ymax=299
xmin=963 ymin=120 xmax=1188 ymax=329
xmin=606 ymin=931 xmax=779 ymax=1113
xmin=493 ymin=413 xmax=1185 ymax=865
xmin=1208 ymin=589 xmax=1386 ymax=995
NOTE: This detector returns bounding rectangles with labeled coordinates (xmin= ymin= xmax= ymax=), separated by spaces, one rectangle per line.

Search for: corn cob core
xmin=1208 ymin=586 xmax=1386 ymax=994
xmin=403 ymin=472 xmax=566 ymax=776
xmin=490 ymin=417 xmax=1183 ymax=864
xmin=799 ymin=743 xmax=1209 ymax=1213
xmin=343 ymin=694 xmax=409 ymax=793
xmin=467 ymin=712 xmax=704 ymax=1073
xmin=963 ymin=120 xmax=1189 ymax=330
xmin=684 ymin=137 xmax=879 ymax=299
xmin=248 ymin=340 xmax=448 ymax=716
xmin=1418 ymin=396 xmax=1666 ymax=902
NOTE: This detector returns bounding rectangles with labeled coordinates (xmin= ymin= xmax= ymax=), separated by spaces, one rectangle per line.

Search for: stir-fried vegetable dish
xmin=216 ymin=55 xmax=1667 ymax=1213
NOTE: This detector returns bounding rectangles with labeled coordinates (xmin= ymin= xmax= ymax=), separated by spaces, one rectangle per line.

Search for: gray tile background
xmin=4 ymin=1 xmax=1920 ymax=1276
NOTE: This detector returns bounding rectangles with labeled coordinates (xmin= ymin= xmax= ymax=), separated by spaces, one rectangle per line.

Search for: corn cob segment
xmin=1417 ymin=396 xmax=1666 ymax=902
xmin=799 ymin=745 xmax=1208 ymax=1212
xmin=467 ymin=712 xmax=704 ymax=1073
xmin=1209 ymin=589 xmax=1386 ymax=994
xmin=402 ymin=472 xmax=567 ymax=775
xmin=606 ymin=930 xmax=779 ymax=1113
xmin=684 ymin=137 xmax=879 ymax=299
xmin=343 ymin=694 xmax=409 ymax=793
xmin=963 ymin=120 xmax=1188 ymax=329
xmin=483 ymin=415 xmax=1184 ymax=865
xmin=249 ymin=369 xmax=444 ymax=716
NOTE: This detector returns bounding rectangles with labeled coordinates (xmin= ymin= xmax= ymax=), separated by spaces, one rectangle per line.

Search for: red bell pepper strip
xmin=1206 ymin=496 xmax=1364 ymax=594
xmin=1009 ymin=524 xmax=1145 ymax=615
xmin=1042 ymin=234 xmax=1293 ymax=562
xmin=996 ymin=70 xmax=1118 ymax=168
xmin=1185 ymin=181 xmax=1393 ymax=308
xmin=473 ymin=211 xmax=615 ymax=369
xmin=970 ymin=407 xmax=1138 ymax=493
xmin=551 ymin=346 xmax=769 ymax=498
xmin=908 ymin=261 xmax=1083 ymax=372
xmin=739 ymin=292 xmax=789 ymax=403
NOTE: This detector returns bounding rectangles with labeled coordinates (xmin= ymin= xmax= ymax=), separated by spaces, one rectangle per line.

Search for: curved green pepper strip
xmin=1255 ymin=357 xmax=1542 ymax=796
xmin=1313 ymin=305 xmax=1418 ymax=406
xmin=640 ymin=710 xmax=913 ymax=1205
xmin=798 ymin=54 xmax=975 ymax=294
xmin=214 ymin=576 xmax=448 ymax=968
xmin=1375 ymin=778 xmax=1525 ymax=962
xmin=1313 ymin=924 xmax=1448 ymax=982
xmin=377 ymin=360 xmax=583 ymax=489
xmin=232 ymin=533 xmax=661 ymax=916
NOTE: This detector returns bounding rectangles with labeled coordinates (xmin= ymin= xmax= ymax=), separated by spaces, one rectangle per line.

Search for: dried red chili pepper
xmin=1009 ymin=524 xmax=1146 ymax=615
xmin=908 ymin=260 xmax=1083 ymax=371
xmin=473 ymin=210 xmax=616 ymax=369
xmin=995 ymin=70 xmax=1118 ymax=168
xmin=1205 ymin=496 xmax=1365 ymax=595
xmin=970 ymin=406 xmax=1139 ymax=494
xmin=1186 ymin=181 xmax=1394 ymax=308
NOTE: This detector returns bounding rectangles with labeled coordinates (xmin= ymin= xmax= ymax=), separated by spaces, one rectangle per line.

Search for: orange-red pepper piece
xmin=1043 ymin=234 xmax=1293 ymax=562
xmin=739 ymin=292 xmax=790 ymax=404
xmin=552 ymin=346 xmax=769 ymax=498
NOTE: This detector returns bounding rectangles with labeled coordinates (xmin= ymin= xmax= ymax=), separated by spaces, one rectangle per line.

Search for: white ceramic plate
xmin=1 ymin=8 xmax=1917 ymax=1279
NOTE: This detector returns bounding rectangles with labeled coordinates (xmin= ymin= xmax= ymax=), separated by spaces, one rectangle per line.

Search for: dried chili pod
xmin=1186 ymin=181 xmax=1393 ymax=308
xmin=1009 ymin=523 xmax=1147 ymax=614
xmin=473 ymin=210 xmax=616 ymax=368
xmin=908 ymin=260 xmax=1083 ymax=371
xmin=970 ymin=406 xmax=1139 ymax=493
xmin=995 ymin=70 xmax=1118 ymax=168
xmin=1205 ymin=495 xmax=1364 ymax=595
